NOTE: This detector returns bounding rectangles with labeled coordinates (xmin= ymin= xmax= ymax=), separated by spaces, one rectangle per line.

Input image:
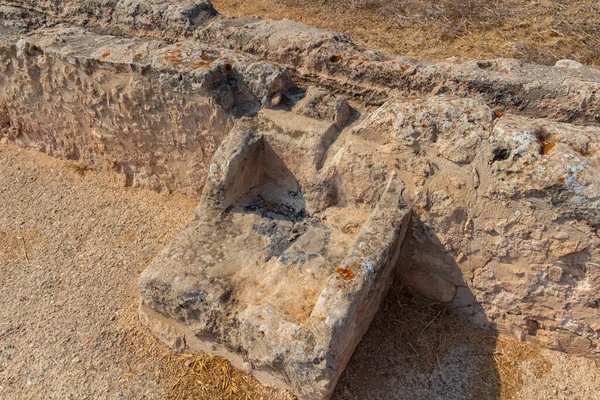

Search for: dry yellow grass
xmin=161 ymin=354 xmax=296 ymax=400
xmin=493 ymin=336 xmax=553 ymax=398
xmin=212 ymin=0 xmax=600 ymax=68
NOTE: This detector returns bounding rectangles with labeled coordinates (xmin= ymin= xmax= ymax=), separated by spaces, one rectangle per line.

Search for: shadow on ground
xmin=333 ymin=278 xmax=500 ymax=400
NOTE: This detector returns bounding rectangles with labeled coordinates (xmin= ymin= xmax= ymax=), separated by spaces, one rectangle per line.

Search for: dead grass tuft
xmin=162 ymin=353 xmax=296 ymax=400
xmin=493 ymin=336 xmax=553 ymax=398
xmin=69 ymin=162 xmax=94 ymax=176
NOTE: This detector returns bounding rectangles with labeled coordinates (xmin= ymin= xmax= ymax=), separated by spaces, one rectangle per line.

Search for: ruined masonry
xmin=1 ymin=1 xmax=600 ymax=399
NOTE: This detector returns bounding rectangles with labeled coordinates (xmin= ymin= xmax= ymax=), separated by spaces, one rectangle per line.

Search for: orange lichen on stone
xmin=193 ymin=61 xmax=210 ymax=69
xmin=494 ymin=110 xmax=505 ymax=118
xmin=538 ymin=139 xmax=556 ymax=155
xmin=201 ymin=52 xmax=214 ymax=61
xmin=401 ymin=65 xmax=409 ymax=72
xmin=135 ymin=53 xmax=142 ymax=58
xmin=101 ymin=51 xmax=111 ymax=58
xmin=330 ymin=55 xmax=343 ymax=63
xmin=335 ymin=266 xmax=355 ymax=281
xmin=165 ymin=55 xmax=184 ymax=65
xmin=558 ymin=176 xmax=565 ymax=183
xmin=163 ymin=48 xmax=187 ymax=65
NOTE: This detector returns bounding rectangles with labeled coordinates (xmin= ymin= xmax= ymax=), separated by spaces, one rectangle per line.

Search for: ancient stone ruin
xmin=1 ymin=1 xmax=600 ymax=398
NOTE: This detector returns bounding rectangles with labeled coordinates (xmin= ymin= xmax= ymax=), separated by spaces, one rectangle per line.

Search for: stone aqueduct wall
xmin=2 ymin=0 xmax=600 ymax=392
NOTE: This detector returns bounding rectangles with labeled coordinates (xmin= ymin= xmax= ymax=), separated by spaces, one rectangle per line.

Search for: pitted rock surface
xmin=1 ymin=1 xmax=600 ymax=399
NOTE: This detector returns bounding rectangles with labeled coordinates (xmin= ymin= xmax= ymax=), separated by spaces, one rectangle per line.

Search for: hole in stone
xmin=476 ymin=60 xmax=494 ymax=69
xmin=526 ymin=319 xmax=540 ymax=336
xmin=492 ymin=147 xmax=510 ymax=162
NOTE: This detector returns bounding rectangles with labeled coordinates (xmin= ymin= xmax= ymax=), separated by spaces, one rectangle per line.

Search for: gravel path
xmin=0 ymin=143 xmax=197 ymax=399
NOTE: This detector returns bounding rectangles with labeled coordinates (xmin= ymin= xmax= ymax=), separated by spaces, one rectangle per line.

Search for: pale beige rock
xmin=401 ymin=268 xmax=457 ymax=303
xmin=292 ymin=86 xmax=352 ymax=128
xmin=139 ymin=115 xmax=411 ymax=398
xmin=0 ymin=26 xmax=292 ymax=195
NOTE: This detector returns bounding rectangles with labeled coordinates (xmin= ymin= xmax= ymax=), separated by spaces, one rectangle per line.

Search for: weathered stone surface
xmin=6 ymin=0 xmax=600 ymax=124
xmin=292 ymin=86 xmax=352 ymax=128
xmin=2 ymin=1 xmax=600 ymax=397
xmin=139 ymin=114 xmax=411 ymax=398
xmin=350 ymin=95 xmax=600 ymax=359
xmin=0 ymin=25 xmax=291 ymax=194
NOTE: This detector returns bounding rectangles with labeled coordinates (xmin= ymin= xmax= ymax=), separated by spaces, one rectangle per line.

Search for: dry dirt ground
xmin=212 ymin=0 xmax=600 ymax=68
xmin=1 ymin=143 xmax=600 ymax=400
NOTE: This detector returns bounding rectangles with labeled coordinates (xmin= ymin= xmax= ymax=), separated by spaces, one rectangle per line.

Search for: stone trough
xmin=139 ymin=114 xmax=410 ymax=398
xmin=2 ymin=1 xmax=600 ymax=399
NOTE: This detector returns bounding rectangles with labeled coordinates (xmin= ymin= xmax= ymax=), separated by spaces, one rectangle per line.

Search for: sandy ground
xmin=0 ymin=142 xmax=197 ymax=399
xmin=1 ymin=142 xmax=600 ymax=399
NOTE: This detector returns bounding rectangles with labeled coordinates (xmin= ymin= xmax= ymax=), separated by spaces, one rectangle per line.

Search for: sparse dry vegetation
xmin=213 ymin=0 xmax=600 ymax=67
xmin=351 ymin=283 xmax=554 ymax=399
xmin=162 ymin=354 xmax=295 ymax=400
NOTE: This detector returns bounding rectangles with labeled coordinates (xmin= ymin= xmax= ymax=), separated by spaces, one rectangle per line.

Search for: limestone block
xmin=139 ymin=117 xmax=411 ymax=399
